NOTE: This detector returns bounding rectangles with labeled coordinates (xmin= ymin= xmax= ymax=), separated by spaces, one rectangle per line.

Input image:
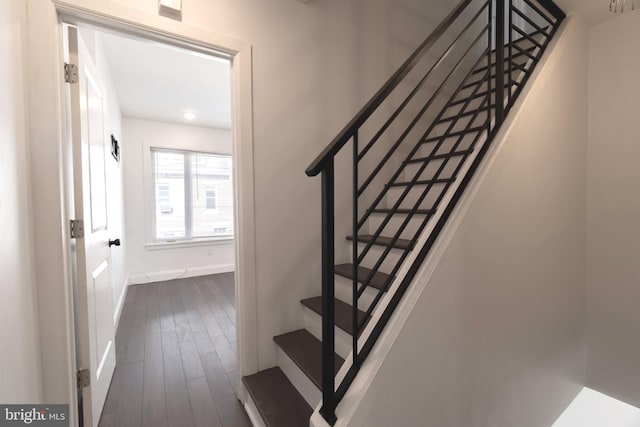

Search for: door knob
xmin=109 ymin=238 xmax=121 ymax=247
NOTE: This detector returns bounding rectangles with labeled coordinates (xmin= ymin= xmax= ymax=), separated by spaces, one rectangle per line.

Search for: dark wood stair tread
xmin=273 ymin=329 xmax=344 ymax=390
xmin=301 ymin=296 xmax=368 ymax=336
xmin=437 ymin=107 xmax=490 ymax=124
xmin=242 ymin=367 xmax=312 ymax=427
xmin=407 ymin=148 xmax=473 ymax=163
xmin=346 ymin=234 xmax=414 ymax=250
xmin=335 ymin=263 xmax=394 ymax=290
xmin=371 ymin=208 xmax=434 ymax=215
xmin=423 ymin=125 xmax=487 ymax=142
xmin=388 ymin=178 xmax=454 ymax=188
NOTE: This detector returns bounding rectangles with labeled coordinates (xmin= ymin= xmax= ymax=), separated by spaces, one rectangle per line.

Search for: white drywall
xmin=0 ymin=0 xmax=43 ymax=402
xmin=122 ymin=117 xmax=235 ymax=283
xmin=349 ymin=17 xmax=588 ymax=427
xmin=586 ymin=9 xmax=640 ymax=408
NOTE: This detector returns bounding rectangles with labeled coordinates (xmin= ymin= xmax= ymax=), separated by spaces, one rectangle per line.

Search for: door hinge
xmin=77 ymin=369 xmax=90 ymax=389
xmin=70 ymin=219 xmax=84 ymax=239
xmin=64 ymin=62 xmax=78 ymax=84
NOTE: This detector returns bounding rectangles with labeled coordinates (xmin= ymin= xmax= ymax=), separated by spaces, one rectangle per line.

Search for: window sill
xmin=145 ymin=237 xmax=234 ymax=251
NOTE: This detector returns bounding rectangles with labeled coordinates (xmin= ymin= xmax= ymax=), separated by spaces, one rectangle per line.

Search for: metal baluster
xmin=495 ymin=0 xmax=505 ymax=123
xmin=508 ymin=0 xmax=513 ymax=109
xmin=352 ymin=132 xmax=359 ymax=366
xmin=320 ymin=160 xmax=336 ymax=425
xmin=488 ymin=0 xmax=493 ymax=132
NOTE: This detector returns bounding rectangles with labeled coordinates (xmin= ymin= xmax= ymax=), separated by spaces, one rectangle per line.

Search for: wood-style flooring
xmin=98 ymin=273 xmax=250 ymax=427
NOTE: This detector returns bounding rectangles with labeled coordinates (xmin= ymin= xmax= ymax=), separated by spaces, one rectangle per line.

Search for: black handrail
xmin=306 ymin=0 xmax=566 ymax=424
xmin=305 ymin=0 xmax=474 ymax=177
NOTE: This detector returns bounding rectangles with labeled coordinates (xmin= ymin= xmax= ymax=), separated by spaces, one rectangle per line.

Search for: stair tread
xmin=423 ymin=125 xmax=486 ymax=143
xmin=389 ymin=178 xmax=455 ymax=187
xmin=242 ymin=367 xmax=312 ymax=427
xmin=346 ymin=234 xmax=414 ymax=250
xmin=472 ymin=59 xmax=528 ymax=76
xmin=273 ymin=329 xmax=344 ymax=390
xmin=301 ymin=296 xmax=369 ymax=336
xmin=407 ymin=148 xmax=473 ymax=163
xmin=371 ymin=208 xmax=434 ymax=215
xmin=436 ymin=107 xmax=489 ymax=124
xmin=335 ymin=263 xmax=394 ymax=290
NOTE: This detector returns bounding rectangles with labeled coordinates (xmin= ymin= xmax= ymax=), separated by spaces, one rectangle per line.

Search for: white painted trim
xmin=241 ymin=383 xmax=266 ymax=427
xmin=310 ymin=17 xmax=573 ymax=427
xmin=31 ymin=1 xmax=257 ymax=423
xmin=26 ymin=2 xmax=79 ymax=422
xmin=127 ymin=264 xmax=235 ymax=285
xmin=113 ymin=279 xmax=128 ymax=328
xmin=144 ymin=237 xmax=234 ymax=250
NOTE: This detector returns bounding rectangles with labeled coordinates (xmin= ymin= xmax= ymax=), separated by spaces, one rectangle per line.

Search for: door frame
xmin=34 ymin=1 xmax=257 ymax=425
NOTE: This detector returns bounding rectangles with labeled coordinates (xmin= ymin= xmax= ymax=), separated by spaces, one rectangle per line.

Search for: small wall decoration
xmin=610 ymin=0 xmax=638 ymax=13
xmin=111 ymin=135 xmax=120 ymax=163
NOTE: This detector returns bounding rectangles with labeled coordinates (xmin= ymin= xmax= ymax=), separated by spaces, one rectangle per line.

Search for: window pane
xmin=191 ymin=153 xmax=233 ymax=237
xmin=154 ymin=151 xmax=186 ymax=239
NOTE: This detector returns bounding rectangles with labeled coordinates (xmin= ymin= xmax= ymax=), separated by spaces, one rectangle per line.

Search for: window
xmin=205 ymin=189 xmax=217 ymax=210
xmin=152 ymin=149 xmax=233 ymax=241
xmin=157 ymin=184 xmax=172 ymax=214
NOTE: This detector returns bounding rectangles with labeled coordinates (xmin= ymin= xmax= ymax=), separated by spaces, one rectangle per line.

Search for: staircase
xmin=243 ymin=0 xmax=565 ymax=425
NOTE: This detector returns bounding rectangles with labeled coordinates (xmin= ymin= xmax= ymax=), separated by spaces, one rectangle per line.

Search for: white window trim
xmin=145 ymin=236 xmax=234 ymax=251
xmin=143 ymin=141 xmax=234 ymax=248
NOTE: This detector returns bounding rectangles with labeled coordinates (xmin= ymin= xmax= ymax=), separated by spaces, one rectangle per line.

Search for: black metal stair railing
xmin=305 ymin=0 xmax=565 ymax=424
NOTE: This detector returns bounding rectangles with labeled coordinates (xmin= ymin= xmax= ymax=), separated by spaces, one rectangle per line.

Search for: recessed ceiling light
xmin=183 ymin=112 xmax=197 ymax=120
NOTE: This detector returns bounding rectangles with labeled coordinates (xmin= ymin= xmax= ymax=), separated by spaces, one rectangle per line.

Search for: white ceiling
xmin=99 ymin=31 xmax=231 ymax=129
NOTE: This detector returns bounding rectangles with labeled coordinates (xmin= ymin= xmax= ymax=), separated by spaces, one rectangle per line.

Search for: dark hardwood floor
xmin=99 ymin=273 xmax=251 ymax=427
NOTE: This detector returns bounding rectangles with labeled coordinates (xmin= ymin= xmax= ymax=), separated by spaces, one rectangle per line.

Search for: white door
xmin=67 ymin=26 xmax=116 ymax=427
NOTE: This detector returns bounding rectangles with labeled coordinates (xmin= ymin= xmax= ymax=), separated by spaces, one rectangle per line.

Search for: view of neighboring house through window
xmin=153 ymin=148 xmax=233 ymax=241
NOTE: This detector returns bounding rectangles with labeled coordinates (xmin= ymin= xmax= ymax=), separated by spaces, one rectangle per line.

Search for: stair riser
xmin=403 ymin=158 xmax=462 ymax=184
xmin=275 ymin=347 xmax=321 ymax=408
xmin=415 ymin=130 xmax=482 ymax=159
xmin=457 ymin=81 xmax=520 ymax=105
xmin=385 ymin=183 xmax=447 ymax=211
xmin=334 ymin=273 xmax=378 ymax=312
xmin=303 ymin=307 xmax=353 ymax=360
xmin=348 ymin=241 xmax=404 ymax=272
xmin=465 ymin=69 xmax=524 ymax=90
xmin=366 ymin=212 xmax=425 ymax=240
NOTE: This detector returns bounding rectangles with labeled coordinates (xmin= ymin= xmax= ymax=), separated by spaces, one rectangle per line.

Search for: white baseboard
xmin=113 ymin=279 xmax=129 ymax=328
xmin=127 ymin=264 xmax=235 ymax=285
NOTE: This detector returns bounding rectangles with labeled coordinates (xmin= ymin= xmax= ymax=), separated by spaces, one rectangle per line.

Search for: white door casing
xmin=67 ymin=26 xmax=116 ymax=427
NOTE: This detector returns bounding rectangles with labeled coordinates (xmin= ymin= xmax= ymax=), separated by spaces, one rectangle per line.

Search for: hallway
xmin=98 ymin=273 xmax=250 ymax=427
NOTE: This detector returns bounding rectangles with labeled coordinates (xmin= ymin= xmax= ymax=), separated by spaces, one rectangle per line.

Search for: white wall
xmin=586 ymin=9 xmax=640 ymax=408
xmin=351 ymin=17 xmax=588 ymax=427
xmin=122 ymin=117 xmax=235 ymax=284
xmin=0 ymin=0 xmax=43 ymax=402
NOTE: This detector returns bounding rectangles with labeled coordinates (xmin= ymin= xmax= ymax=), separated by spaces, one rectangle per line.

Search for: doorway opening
xmin=62 ymin=22 xmax=251 ymax=427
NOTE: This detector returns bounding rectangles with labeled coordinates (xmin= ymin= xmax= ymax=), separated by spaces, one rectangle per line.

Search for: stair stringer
xmin=309 ymin=16 xmax=570 ymax=427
